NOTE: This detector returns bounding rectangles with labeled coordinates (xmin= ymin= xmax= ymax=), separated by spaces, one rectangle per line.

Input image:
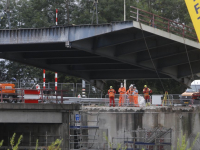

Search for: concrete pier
xmin=81 ymin=106 xmax=200 ymax=150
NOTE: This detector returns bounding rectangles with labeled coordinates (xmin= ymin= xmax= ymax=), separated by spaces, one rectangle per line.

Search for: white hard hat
xmin=121 ymin=83 xmax=123 ymax=87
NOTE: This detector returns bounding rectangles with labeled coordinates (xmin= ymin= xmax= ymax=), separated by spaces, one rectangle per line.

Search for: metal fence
xmin=75 ymin=83 xmax=102 ymax=98
xmin=111 ymin=128 xmax=172 ymax=150
xmin=0 ymin=82 xmax=103 ymax=98
xmin=80 ymin=94 xmax=200 ymax=107
xmin=0 ymin=89 xmax=71 ymax=104
xmin=130 ymin=6 xmax=198 ymax=42
xmin=0 ymin=86 xmax=199 ymax=106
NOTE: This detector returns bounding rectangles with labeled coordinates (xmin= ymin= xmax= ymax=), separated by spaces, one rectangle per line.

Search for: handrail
xmin=130 ymin=6 xmax=199 ymax=42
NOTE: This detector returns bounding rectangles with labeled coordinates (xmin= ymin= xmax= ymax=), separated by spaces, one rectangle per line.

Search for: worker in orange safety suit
xmin=133 ymin=86 xmax=139 ymax=107
xmin=118 ymin=83 xmax=126 ymax=106
xmin=126 ymin=84 xmax=134 ymax=105
xmin=143 ymin=85 xmax=152 ymax=106
xmin=108 ymin=86 xmax=116 ymax=107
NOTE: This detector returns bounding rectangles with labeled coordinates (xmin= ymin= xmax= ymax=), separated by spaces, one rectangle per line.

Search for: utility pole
xmin=95 ymin=0 xmax=98 ymax=24
xmin=124 ymin=0 xmax=126 ymax=89
xmin=91 ymin=0 xmax=98 ymax=24
xmin=66 ymin=0 xmax=70 ymax=24
xmin=124 ymin=79 xmax=126 ymax=90
xmin=7 ymin=0 xmax=11 ymax=29
xmin=124 ymin=0 xmax=126 ymax=21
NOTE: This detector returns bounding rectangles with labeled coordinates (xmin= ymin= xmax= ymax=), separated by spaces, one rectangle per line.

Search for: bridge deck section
xmin=0 ymin=19 xmax=200 ymax=88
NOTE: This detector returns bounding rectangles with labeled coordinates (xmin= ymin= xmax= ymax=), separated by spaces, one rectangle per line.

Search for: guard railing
xmin=130 ymin=6 xmax=199 ymax=42
xmin=0 ymin=89 xmax=198 ymax=106
xmin=0 ymin=89 xmax=71 ymax=104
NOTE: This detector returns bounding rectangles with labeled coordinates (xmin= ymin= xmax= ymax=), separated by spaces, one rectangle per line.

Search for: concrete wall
xmin=0 ymin=111 xmax=62 ymax=123
xmin=83 ymin=106 xmax=200 ymax=150
xmin=0 ymin=103 xmax=80 ymax=150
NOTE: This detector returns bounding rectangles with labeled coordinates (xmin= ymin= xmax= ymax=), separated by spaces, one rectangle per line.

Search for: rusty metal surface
xmin=0 ymin=21 xmax=133 ymax=45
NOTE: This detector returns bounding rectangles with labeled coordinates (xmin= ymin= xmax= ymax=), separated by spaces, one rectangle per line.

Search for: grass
xmin=103 ymin=131 xmax=199 ymax=150
xmin=0 ymin=133 xmax=62 ymax=150
xmin=175 ymin=132 xmax=199 ymax=150
xmin=0 ymin=132 xmax=199 ymax=150
xmin=103 ymin=132 xmax=127 ymax=150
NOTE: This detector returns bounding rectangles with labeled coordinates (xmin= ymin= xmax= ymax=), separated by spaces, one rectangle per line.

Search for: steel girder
xmin=0 ymin=21 xmax=200 ymax=88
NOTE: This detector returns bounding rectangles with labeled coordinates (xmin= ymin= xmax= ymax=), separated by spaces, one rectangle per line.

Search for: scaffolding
xmin=112 ymin=128 xmax=172 ymax=150
xmin=69 ymin=111 xmax=108 ymax=150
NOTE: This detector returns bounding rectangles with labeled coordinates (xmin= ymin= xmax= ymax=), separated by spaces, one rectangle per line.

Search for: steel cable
xmin=183 ymin=37 xmax=197 ymax=92
xmin=138 ymin=22 xmax=166 ymax=93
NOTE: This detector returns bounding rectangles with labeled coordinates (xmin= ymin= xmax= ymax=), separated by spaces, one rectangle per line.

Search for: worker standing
xmin=133 ymin=86 xmax=139 ymax=107
xmin=118 ymin=83 xmax=126 ymax=106
xmin=126 ymin=84 xmax=134 ymax=106
xmin=108 ymin=86 xmax=116 ymax=107
xmin=126 ymin=86 xmax=131 ymax=106
xmin=143 ymin=85 xmax=152 ymax=106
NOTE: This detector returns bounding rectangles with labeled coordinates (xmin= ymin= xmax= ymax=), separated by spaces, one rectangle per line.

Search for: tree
xmin=0 ymin=60 xmax=42 ymax=84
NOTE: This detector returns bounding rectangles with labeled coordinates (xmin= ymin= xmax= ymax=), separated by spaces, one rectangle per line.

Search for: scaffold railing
xmin=112 ymin=128 xmax=172 ymax=150
xmin=69 ymin=110 xmax=108 ymax=150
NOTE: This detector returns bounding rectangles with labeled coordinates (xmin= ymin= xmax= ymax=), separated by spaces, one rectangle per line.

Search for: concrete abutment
xmin=82 ymin=106 xmax=200 ymax=149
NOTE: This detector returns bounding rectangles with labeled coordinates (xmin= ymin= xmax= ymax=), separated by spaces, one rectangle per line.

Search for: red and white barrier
xmin=24 ymin=90 xmax=40 ymax=103
xmin=43 ymin=69 xmax=45 ymax=89
xmin=55 ymin=72 xmax=57 ymax=91
xmin=56 ymin=9 xmax=58 ymax=25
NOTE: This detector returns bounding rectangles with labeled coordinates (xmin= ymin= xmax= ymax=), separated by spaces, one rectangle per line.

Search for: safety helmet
xmin=110 ymin=86 xmax=113 ymax=89
xmin=134 ymin=86 xmax=136 ymax=89
xmin=120 ymin=83 xmax=123 ymax=87
xmin=130 ymin=84 xmax=133 ymax=87
xmin=144 ymin=85 xmax=147 ymax=87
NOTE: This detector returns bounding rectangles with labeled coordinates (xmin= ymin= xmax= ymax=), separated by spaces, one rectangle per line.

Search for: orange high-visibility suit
xmin=126 ymin=89 xmax=134 ymax=104
xmin=143 ymin=87 xmax=152 ymax=103
xmin=118 ymin=87 xmax=126 ymax=106
xmin=133 ymin=90 xmax=139 ymax=107
xmin=108 ymin=89 xmax=116 ymax=107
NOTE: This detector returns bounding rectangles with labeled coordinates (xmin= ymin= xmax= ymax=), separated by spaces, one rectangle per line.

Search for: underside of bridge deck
xmin=0 ymin=21 xmax=200 ymax=89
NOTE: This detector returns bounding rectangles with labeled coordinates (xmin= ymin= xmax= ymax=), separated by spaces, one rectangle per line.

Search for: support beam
xmin=0 ymin=43 xmax=73 ymax=52
xmin=93 ymin=29 xmax=156 ymax=49
xmin=178 ymin=60 xmax=200 ymax=78
xmin=70 ymin=64 xmax=142 ymax=71
xmin=157 ymin=51 xmax=200 ymax=69
xmin=89 ymin=70 xmax=170 ymax=79
xmin=137 ymin=45 xmax=196 ymax=62
xmin=47 ymin=57 xmax=121 ymax=65
xmin=23 ymin=51 xmax=99 ymax=59
xmin=115 ymin=36 xmax=176 ymax=56
xmin=71 ymin=37 xmax=176 ymax=78
xmin=0 ymin=53 xmax=90 ymax=80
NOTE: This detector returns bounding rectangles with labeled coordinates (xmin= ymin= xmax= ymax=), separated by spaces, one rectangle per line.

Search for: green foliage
xmin=175 ymin=132 xmax=199 ymax=150
xmin=8 ymin=133 xmax=62 ymax=150
xmin=103 ymin=132 xmax=112 ymax=148
xmin=103 ymin=132 xmax=127 ymax=150
xmin=0 ymin=139 xmax=4 ymax=147
xmin=0 ymin=60 xmax=42 ymax=83
xmin=10 ymin=133 xmax=23 ymax=150
xmin=35 ymin=139 xmax=38 ymax=150
xmin=48 ymin=139 xmax=63 ymax=150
